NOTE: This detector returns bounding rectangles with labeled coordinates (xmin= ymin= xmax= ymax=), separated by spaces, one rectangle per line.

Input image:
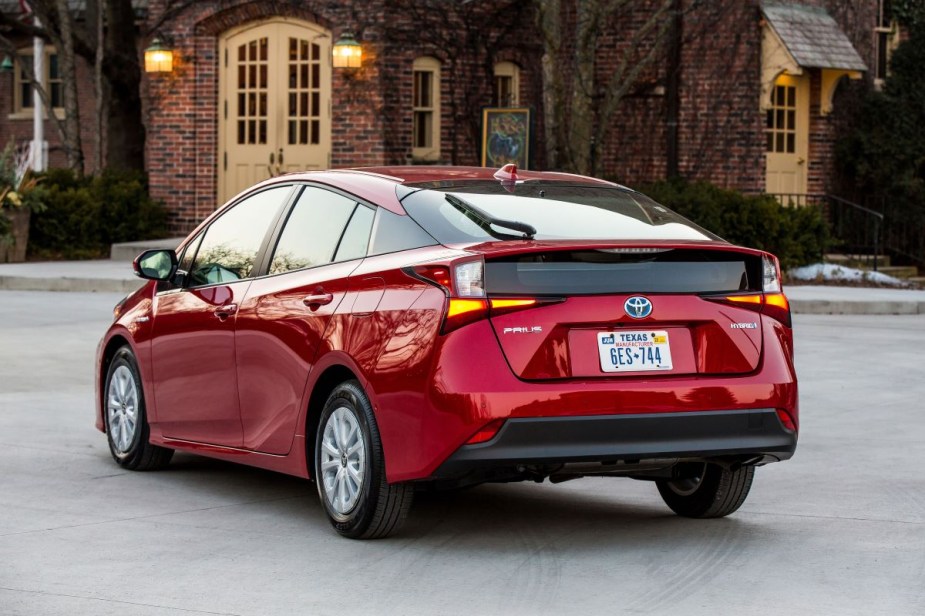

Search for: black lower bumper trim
xmin=431 ymin=409 xmax=797 ymax=479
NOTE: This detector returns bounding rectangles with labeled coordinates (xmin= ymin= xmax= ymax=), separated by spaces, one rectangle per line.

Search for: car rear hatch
xmin=480 ymin=245 xmax=770 ymax=380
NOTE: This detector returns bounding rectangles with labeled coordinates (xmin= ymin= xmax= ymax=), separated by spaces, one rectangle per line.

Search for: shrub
xmin=28 ymin=168 xmax=168 ymax=260
xmin=639 ymin=178 xmax=829 ymax=270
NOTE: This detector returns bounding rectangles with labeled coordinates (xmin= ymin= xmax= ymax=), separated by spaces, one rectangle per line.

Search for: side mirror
xmin=133 ymin=249 xmax=178 ymax=281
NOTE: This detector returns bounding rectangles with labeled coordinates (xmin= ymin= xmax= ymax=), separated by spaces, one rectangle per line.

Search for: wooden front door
xmin=765 ymin=74 xmax=809 ymax=195
xmin=219 ymin=20 xmax=331 ymax=205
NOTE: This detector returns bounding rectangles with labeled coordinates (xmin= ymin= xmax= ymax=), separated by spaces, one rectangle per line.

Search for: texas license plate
xmin=597 ymin=330 xmax=673 ymax=373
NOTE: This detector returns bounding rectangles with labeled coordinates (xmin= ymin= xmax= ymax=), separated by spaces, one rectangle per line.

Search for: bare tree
xmin=539 ymin=0 xmax=676 ymax=175
xmin=385 ymin=0 xmax=539 ymax=165
xmin=0 ymin=0 xmax=200 ymax=172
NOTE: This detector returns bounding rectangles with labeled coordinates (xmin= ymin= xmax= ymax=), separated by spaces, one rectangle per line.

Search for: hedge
xmin=638 ymin=178 xmax=829 ymax=270
xmin=28 ymin=168 xmax=168 ymax=260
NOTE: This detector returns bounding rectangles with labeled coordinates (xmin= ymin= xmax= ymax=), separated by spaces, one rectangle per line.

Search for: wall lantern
xmin=332 ymin=32 xmax=362 ymax=69
xmin=144 ymin=38 xmax=174 ymax=73
xmin=0 ymin=55 xmax=13 ymax=73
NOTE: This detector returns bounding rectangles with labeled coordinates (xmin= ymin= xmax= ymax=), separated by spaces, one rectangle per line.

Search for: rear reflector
xmin=776 ymin=409 xmax=797 ymax=432
xmin=466 ymin=419 xmax=506 ymax=444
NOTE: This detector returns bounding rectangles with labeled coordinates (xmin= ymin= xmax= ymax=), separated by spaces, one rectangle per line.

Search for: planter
xmin=0 ymin=208 xmax=31 ymax=263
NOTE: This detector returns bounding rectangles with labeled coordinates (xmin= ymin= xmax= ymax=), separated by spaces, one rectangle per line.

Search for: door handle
xmin=302 ymin=292 xmax=333 ymax=310
xmin=213 ymin=303 xmax=238 ymax=320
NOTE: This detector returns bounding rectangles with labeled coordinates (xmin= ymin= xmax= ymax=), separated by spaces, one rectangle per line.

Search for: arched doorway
xmin=218 ymin=19 xmax=331 ymax=204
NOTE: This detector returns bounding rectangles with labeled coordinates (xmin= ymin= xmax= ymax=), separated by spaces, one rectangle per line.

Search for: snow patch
xmin=789 ymin=263 xmax=908 ymax=287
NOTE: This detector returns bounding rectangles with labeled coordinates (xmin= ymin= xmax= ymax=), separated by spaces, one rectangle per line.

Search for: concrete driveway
xmin=1 ymin=291 xmax=923 ymax=615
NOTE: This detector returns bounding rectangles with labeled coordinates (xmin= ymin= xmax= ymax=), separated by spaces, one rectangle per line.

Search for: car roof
xmin=239 ymin=166 xmax=627 ymax=218
xmin=346 ymin=165 xmax=622 ymax=187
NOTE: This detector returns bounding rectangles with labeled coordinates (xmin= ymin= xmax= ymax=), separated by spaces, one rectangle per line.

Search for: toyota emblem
xmin=624 ymin=296 xmax=653 ymax=319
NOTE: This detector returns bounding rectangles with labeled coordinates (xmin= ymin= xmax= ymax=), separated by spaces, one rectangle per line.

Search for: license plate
xmin=597 ymin=330 xmax=673 ymax=373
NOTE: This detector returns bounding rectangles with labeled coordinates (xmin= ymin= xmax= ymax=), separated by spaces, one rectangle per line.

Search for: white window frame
xmin=493 ymin=61 xmax=520 ymax=107
xmin=874 ymin=0 xmax=900 ymax=87
xmin=10 ymin=47 xmax=64 ymax=120
xmin=412 ymin=56 xmax=440 ymax=162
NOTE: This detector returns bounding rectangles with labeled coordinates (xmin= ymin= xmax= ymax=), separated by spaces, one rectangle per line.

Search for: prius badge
xmin=624 ymin=296 xmax=653 ymax=319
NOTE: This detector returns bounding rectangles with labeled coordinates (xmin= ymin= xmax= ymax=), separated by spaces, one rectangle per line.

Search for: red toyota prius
xmin=96 ymin=166 xmax=798 ymax=539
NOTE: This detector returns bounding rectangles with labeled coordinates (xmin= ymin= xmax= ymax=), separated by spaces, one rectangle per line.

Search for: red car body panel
xmin=96 ymin=167 xmax=798 ymax=485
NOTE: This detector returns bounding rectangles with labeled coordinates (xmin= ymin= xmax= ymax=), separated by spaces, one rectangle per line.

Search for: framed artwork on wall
xmin=481 ymin=108 xmax=531 ymax=169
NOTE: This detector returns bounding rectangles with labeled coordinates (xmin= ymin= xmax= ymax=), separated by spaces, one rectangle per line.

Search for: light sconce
xmin=144 ymin=38 xmax=174 ymax=73
xmin=332 ymin=32 xmax=362 ymax=69
xmin=0 ymin=55 xmax=13 ymax=73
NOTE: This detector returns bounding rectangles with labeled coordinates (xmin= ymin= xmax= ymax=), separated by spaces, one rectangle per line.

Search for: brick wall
xmin=1 ymin=0 xmax=883 ymax=233
xmin=0 ymin=49 xmax=100 ymax=173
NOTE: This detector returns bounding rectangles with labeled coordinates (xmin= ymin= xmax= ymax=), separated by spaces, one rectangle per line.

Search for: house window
xmin=875 ymin=0 xmax=897 ymax=83
xmin=493 ymin=61 xmax=520 ymax=107
xmin=412 ymin=56 xmax=440 ymax=161
xmin=13 ymin=49 xmax=63 ymax=117
xmin=765 ymin=84 xmax=796 ymax=154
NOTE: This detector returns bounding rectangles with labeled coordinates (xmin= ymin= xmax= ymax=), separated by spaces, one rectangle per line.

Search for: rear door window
xmin=269 ymin=187 xmax=360 ymax=275
xmin=334 ymin=204 xmax=375 ymax=262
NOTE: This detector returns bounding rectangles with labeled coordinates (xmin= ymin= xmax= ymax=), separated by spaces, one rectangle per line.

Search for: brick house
xmin=0 ymin=0 xmax=897 ymax=233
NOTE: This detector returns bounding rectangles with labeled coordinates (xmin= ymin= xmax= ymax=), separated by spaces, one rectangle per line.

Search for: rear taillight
xmin=407 ymin=259 xmax=490 ymax=334
xmin=704 ymin=254 xmax=792 ymax=327
xmin=406 ymin=259 xmax=556 ymax=334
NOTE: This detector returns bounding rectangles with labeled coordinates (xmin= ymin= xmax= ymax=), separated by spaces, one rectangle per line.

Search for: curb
xmin=0 ymin=276 xmax=142 ymax=294
xmin=790 ymin=299 xmax=925 ymax=315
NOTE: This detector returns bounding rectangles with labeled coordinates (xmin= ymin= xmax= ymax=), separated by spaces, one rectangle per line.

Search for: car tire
xmin=104 ymin=346 xmax=173 ymax=471
xmin=314 ymin=380 xmax=413 ymax=539
xmin=656 ymin=463 xmax=754 ymax=518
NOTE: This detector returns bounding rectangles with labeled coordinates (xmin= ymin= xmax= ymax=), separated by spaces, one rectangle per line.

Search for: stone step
xmin=877 ymin=265 xmax=920 ymax=279
xmin=825 ymin=253 xmax=890 ymax=268
xmin=907 ymin=277 xmax=925 ymax=288
xmin=110 ymin=237 xmax=184 ymax=261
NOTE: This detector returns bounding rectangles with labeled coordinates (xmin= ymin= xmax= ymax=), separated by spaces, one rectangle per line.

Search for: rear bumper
xmin=431 ymin=408 xmax=797 ymax=479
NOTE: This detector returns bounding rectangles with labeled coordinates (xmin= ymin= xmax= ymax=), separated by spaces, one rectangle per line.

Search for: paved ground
xmin=1 ymin=290 xmax=923 ymax=616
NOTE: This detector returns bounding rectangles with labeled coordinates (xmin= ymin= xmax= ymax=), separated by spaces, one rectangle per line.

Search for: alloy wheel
xmin=107 ymin=365 xmax=138 ymax=453
xmin=320 ymin=406 xmax=367 ymax=514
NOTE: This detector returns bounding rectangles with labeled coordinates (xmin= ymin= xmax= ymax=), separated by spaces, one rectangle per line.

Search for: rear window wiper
xmin=445 ymin=193 xmax=536 ymax=240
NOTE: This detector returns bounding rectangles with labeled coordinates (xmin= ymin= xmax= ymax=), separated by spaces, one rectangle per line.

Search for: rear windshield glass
xmin=399 ymin=181 xmax=720 ymax=243
xmin=486 ymin=249 xmax=757 ymax=295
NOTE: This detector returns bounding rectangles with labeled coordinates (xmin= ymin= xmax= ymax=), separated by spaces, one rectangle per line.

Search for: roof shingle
xmin=762 ymin=2 xmax=867 ymax=72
